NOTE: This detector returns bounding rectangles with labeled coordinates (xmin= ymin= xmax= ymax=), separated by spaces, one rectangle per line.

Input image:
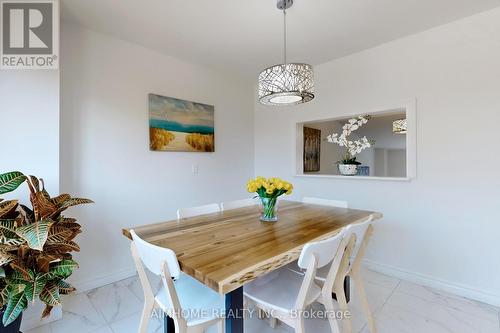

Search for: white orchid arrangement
xmin=327 ymin=115 xmax=375 ymax=165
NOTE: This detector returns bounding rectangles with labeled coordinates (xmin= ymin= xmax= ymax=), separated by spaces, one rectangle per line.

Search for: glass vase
xmin=259 ymin=197 xmax=279 ymax=222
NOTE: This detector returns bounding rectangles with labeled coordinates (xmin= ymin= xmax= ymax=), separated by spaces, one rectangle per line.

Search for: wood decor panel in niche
xmin=303 ymin=127 xmax=321 ymax=172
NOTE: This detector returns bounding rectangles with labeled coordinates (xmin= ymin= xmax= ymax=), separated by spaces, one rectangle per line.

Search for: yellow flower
xmin=247 ymin=176 xmax=293 ymax=195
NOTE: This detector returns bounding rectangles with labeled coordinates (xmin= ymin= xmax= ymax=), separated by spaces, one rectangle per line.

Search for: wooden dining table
xmin=123 ymin=200 xmax=382 ymax=333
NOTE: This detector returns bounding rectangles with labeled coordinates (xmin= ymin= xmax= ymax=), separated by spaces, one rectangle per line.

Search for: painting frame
xmin=148 ymin=93 xmax=215 ymax=152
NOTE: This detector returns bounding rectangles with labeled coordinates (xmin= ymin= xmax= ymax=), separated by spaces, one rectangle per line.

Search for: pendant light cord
xmin=283 ymin=5 xmax=287 ymax=65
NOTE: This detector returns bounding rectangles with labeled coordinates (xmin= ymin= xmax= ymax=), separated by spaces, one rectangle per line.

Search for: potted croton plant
xmin=327 ymin=115 xmax=375 ymax=176
xmin=0 ymin=171 xmax=92 ymax=332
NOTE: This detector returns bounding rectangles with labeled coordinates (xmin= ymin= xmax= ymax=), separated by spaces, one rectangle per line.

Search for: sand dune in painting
xmin=149 ymin=128 xmax=214 ymax=152
xmin=185 ymin=133 xmax=214 ymax=152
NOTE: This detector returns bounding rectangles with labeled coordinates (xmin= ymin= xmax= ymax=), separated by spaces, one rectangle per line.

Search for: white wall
xmin=60 ymin=23 xmax=255 ymax=290
xmin=0 ymin=71 xmax=60 ymax=199
xmin=255 ymin=7 xmax=500 ymax=305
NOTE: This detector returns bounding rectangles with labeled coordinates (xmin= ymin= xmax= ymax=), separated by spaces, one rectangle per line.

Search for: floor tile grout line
xmin=86 ymin=287 xmax=116 ymax=326
xmin=380 ymin=278 xmax=401 ymax=310
xmin=392 ymin=282 xmax=500 ymax=321
xmin=395 ymin=280 xmax=499 ymax=309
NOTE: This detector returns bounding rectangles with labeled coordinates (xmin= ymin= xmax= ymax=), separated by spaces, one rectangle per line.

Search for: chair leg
xmin=352 ymin=273 xmax=376 ymax=333
xmin=270 ymin=317 xmax=278 ymax=328
xmin=323 ymin=297 xmax=341 ymax=333
xmin=295 ymin=318 xmax=305 ymax=333
xmin=334 ymin=284 xmax=352 ymax=333
xmin=217 ymin=318 xmax=225 ymax=333
xmin=139 ymin=299 xmax=155 ymax=333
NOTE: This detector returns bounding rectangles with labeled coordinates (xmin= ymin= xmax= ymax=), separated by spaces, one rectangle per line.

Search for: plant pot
xmin=338 ymin=164 xmax=359 ymax=176
xmin=259 ymin=197 xmax=279 ymax=222
xmin=0 ymin=308 xmax=22 ymax=333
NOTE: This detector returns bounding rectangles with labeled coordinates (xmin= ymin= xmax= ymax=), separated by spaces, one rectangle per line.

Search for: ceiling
xmin=61 ymin=0 xmax=500 ymax=79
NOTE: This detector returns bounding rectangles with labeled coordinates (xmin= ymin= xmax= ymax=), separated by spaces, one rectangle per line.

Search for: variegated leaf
xmin=19 ymin=204 xmax=35 ymax=224
xmin=0 ymin=283 xmax=7 ymax=306
xmin=7 ymin=269 xmax=31 ymax=284
xmin=9 ymin=262 xmax=31 ymax=280
xmin=58 ymin=219 xmax=81 ymax=231
xmin=0 ymin=219 xmax=16 ymax=232
xmin=49 ymin=259 xmax=78 ymax=278
xmin=29 ymin=176 xmax=40 ymax=192
xmin=57 ymin=280 xmax=76 ymax=295
xmin=0 ymin=229 xmax=24 ymax=246
xmin=24 ymin=275 xmax=47 ymax=302
xmin=7 ymin=283 xmax=26 ymax=296
xmin=40 ymin=283 xmax=60 ymax=306
xmin=0 ymin=172 xmax=26 ymax=196
xmin=2 ymin=289 xmax=27 ymax=326
xmin=0 ymin=244 xmax=18 ymax=252
xmin=0 ymin=200 xmax=18 ymax=219
xmin=51 ymin=194 xmax=70 ymax=207
xmin=41 ymin=305 xmax=53 ymax=318
xmin=15 ymin=220 xmax=52 ymax=251
xmin=47 ymin=226 xmax=73 ymax=244
xmin=0 ymin=250 xmax=16 ymax=266
xmin=36 ymin=253 xmax=60 ymax=273
xmin=31 ymin=192 xmax=57 ymax=221
xmin=52 ymin=198 xmax=93 ymax=217
xmin=44 ymin=241 xmax=80 ymax=254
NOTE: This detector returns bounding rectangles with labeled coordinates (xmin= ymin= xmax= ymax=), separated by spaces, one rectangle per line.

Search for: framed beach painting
xmin=149 ymin=94 xmax=215 ymax=152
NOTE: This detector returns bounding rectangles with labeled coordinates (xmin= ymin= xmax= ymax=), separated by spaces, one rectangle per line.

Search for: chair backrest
xmin=298 ymin=228 xmax=346 ymax=269
xmin=220 ymin=198 xmax=257 ymax=211
xmin=130 ymin=231 xmax=187 ymax=330
xmin=344 ymin=215 xmax=373 ymax=260
xmin=295 ymin=229 xmax=347 ymax=310
xmin=176 ymin=203 xmax=220 ymax=219
xmin=130 ymin=230 xmax=181 ymax=279
xmin=302 ymin=197 xmax=348 ymax=208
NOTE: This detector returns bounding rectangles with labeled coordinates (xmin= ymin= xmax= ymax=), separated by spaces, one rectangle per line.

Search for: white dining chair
xmin=314 ymin=215 xmax=376 ymax=333
xmin=302 ymin=196 xmax=349 ymax=208
xmin=130 ymin=230 xmax=225 ymax=333
xmin=220 ymin=198 xmax=257 ymax=211
xmin=284 ymin=197 xmax=349 ymax=275
xmin=244 ymin=229 xmax=347 ymax=333
xmin=177 ymin=203 xmax=220 ymax=219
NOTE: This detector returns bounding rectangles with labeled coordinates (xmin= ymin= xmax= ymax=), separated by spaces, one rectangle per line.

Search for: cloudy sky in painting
xmin=149 ymin=94 xmax=214 ymax=127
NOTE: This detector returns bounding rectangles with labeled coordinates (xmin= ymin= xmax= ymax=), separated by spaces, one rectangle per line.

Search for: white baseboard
xmin=72 ymin=267 xmax=137 ymax=293
xmin=363 ymin=259 xmax=500 ymax=307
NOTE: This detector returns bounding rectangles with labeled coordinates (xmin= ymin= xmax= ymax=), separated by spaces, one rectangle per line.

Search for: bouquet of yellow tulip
xmin=247 ymin=176 xmax=293 ymax=222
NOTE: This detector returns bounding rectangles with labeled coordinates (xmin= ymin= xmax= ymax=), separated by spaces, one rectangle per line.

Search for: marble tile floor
xmin=25 ymin=268 xmax=499 ymax=333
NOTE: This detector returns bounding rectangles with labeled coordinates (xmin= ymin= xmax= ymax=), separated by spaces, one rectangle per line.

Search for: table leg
xmin=163 ymin=312 xmax=175 ymax=333
xmin=225 ymin=287 xmax=244 ymax=333
xmin=332 ymin=275 xmax=351 ymax=303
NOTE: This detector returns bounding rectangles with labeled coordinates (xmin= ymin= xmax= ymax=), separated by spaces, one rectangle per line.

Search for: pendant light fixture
xmin=258 ymin=0 xmax=315 ymax=106
xmin=392 ymin=118 xmax=407 ymax=134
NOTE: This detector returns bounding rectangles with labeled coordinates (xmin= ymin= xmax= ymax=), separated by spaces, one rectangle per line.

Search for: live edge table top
xmin=123 ymin=201 xmax=382 ymax=295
